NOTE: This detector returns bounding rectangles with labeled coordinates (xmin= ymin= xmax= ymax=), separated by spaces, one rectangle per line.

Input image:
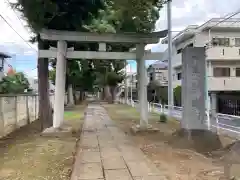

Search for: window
xmin=157 ymin=74 xmax=162 ymax=81
xmin=177 ymin=48 xmax=182 ymax=54
xmin=236 ymin=68 xmax=240 ymax=77
xmin=187 ymin=43 xmax=193 ymax=47
xmin=150 ymin=73 xmax=153 ymax=81
xmin=177 ymin=72 xmax=182 ymax=80
xmin=212 ymin=38 xmax=230 ymax=46
xmin=235 ymin=38 xmax=240 ymax=47
xmin=213 ymin=67 xmax=230 ymax=77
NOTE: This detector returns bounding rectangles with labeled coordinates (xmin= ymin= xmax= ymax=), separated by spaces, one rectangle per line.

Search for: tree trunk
xmin=104 ymin=85 xmax=111 ymax=103
xmin=73 ymin=89 xmax=77 ymax=104
xmin=102 ymin=87 xmax=105 ymax=100
xmin=67 ymin=84 xmax=74 ymax=106
xmin=38 ymin=38 xmax=52 ymax=130
xmin=79 ymin=91 xmax=85 ymax=102
xmin=110 ymin=86 xmax=116 ymax=104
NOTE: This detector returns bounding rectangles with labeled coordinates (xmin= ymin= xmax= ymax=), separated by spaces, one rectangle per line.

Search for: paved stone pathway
xmin=71 ymin=104 xmax=167 ymax=180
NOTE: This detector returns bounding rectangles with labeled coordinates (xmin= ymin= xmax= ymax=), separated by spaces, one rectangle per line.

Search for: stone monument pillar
xmin=182 ymin=47 xmax=206 ymax=130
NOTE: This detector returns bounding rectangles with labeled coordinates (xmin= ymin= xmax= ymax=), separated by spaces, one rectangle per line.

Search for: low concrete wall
xmin=0 ymin=94 xmax=59 ymax=138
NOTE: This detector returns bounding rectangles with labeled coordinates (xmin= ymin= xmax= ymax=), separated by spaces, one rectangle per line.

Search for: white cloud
xmin=156 ymin=0 xmax=240 ymax=32
xmin=23 ymin=50 xmax=36 ymax=56
xmin=0 ymin=0 xmax=35 ymax=52
xmin=151 ymin=0 xmax=240 ymax=54
xmin=25 ymin=68 xmax=37 ymax=78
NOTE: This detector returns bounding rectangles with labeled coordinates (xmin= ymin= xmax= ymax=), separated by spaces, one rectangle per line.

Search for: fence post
xmin=216 ymin=115 xmax=219 ymax=135
xmin=26 ymin=96 xmax=30 ymax=124
xmin=0 ymin=97 xmax=4 ymax=137
xmin=34 ymin=96 xmax=37 ymax=121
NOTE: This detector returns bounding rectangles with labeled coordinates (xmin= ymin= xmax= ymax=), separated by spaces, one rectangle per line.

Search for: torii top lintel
xmin=40 ymin=29 xmax=168 ymax=44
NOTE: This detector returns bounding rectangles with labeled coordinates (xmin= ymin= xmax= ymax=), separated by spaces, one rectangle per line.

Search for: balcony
xmin=206 ymin=47 xmax=240 ymax=60
xmin=172 ymin=53 xmax=182 ymax=68
xmin=208 ymin=77 xmax=240 ymax=91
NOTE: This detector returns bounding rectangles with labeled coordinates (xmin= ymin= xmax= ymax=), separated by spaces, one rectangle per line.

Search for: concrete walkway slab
xmin=71 ymin=104 xmax=167 ymax=180
xmin=102 ymin=157 xmax=126 ymax=170
xmin=105 ymin=169 xmax=132 ymax=180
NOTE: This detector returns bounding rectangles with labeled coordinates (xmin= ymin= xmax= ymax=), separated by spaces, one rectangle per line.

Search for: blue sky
xmin=0 ymin=43 xmax=37 ymax=78
xmin=126 ymin=43 xmax=168 ymax=74
xmin=1 ymin=0 xmax=240 ymax=78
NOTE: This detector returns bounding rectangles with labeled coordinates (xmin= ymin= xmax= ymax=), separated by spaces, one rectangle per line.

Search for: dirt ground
xmin=104 ymin=104 xmax=238 ymax=180
xmin=0 ymin=104 xmax=86 ymax=180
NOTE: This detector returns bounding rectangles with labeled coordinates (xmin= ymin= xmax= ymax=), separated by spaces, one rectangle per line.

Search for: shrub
xmin=159 ymin=113 xmax=167 ymax=123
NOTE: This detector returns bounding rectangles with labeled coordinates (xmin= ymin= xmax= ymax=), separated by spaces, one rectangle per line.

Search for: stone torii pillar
xmin=53 ymin=40 xmax=67 ymax=128
xmin=136 ymin=43 xmax=148 ymax=129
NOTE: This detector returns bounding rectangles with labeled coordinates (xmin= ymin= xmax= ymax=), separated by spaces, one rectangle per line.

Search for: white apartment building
xmin=28 ymin=78 xmax=55 ymax=93
xmin=126 ymin=73 xmax=137 ymax=89
xmin=147 ymin=61 xmax=168 ymax=87
xmin=162 ymin=18 xmax=240 ymax=115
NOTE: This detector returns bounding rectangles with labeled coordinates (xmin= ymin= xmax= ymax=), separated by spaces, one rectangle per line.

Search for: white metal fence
xmin=119 ymin=98 xmax=240 ymax=139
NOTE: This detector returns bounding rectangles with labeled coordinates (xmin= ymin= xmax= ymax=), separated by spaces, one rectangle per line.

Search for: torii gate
xmin=38 ymin=29 xmax=168 ymax=129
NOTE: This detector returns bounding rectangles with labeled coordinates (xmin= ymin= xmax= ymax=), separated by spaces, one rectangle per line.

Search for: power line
xmin=5 ymin=0 xmax=27 ymax=33
xmin=208 ymin=10 xmax=240 ymax=30
xmin=168 ymin=9 xmax=240 ymax=43
xmin=0 ymin=10 xmax=38 ymax=76
xmin=0 ymin=13 xmax=37 ymax=52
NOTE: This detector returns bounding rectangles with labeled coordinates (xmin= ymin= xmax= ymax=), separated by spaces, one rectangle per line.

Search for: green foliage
xmin=85 ymin=0 xmax=165 ymax=91
xmin=49 ymin=59 xmax=96 ymax=92
xmin=49 ymin=69 xmax=56 ymax=85
xmin=107 ymin=0 xmax=163 ymax=33
xmin=148 ymin=80 xmax=168 ymax=104
xmin=174 ymin=86 xmax=181 ymax=106
xmin=12 ymin=0 xmax=105 ymax=32
xmin=0 ymin=72 xmax=30 ymax=94
xmin=157 ymin=86 xmax=168 ymax=104
xmin=159 ymin=113 xmax=167 ymax=123
xmin=106 ymin=71 xmax=124 ymax=86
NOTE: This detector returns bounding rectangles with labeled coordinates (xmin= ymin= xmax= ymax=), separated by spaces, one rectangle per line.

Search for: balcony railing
xmin=208 ymin=77 xmax=240 ymax=91
xmin=206 ymin=46 xmax=240 ymax=60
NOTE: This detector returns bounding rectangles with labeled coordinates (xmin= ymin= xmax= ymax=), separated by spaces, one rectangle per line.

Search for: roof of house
xmin=0 ymin=52 xmax=11 ymax=58
xmin=149 ymin=61 xmax=168 ymax=69
xmin=161 ymin=18 xmax=240 ymax=45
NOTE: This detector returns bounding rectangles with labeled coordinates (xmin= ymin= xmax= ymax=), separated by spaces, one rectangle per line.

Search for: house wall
xmin=195 ymin=31 xmax=240 ymax=47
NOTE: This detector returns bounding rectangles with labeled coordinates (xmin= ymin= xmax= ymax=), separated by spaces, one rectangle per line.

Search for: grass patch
xmin=64 ymin=111 xmax=83 ymax=120
xmin=0 ymin=105 xmax=86 ymax=180
xmin=104 ymin=104 xmax=179 ymax=134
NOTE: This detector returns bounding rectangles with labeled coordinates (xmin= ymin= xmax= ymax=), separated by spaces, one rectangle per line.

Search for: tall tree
xmin=49 ymin=59 xmax=96 ymax=103
xmin=12 ymin=0 xmax=105 ymax=130
xmin=85 ymin=0 xmax=164 ymax=102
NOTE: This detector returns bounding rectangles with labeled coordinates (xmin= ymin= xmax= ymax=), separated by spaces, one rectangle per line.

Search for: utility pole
xmin=124 ymin=60 xmax=128 ymax=104
xmin=167 ymin=0 xmax=173 ymax=115
xmin=130 ymin=63 xmax=133 ymax=102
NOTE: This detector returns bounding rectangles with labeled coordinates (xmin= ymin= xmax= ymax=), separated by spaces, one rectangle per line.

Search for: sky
xmin=1 ymin=0 xmax=240 ymax=77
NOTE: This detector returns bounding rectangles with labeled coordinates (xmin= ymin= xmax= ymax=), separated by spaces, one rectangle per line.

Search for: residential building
xmin=126 ymin=73 xmax=137 ymax=89
xmin=28 ymin=78 xmax=55 ymax=93
xmin=147 ymin=61 xmax=168 ymax=86
xmin=162 ymin=18 xmax=240 ymax=115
